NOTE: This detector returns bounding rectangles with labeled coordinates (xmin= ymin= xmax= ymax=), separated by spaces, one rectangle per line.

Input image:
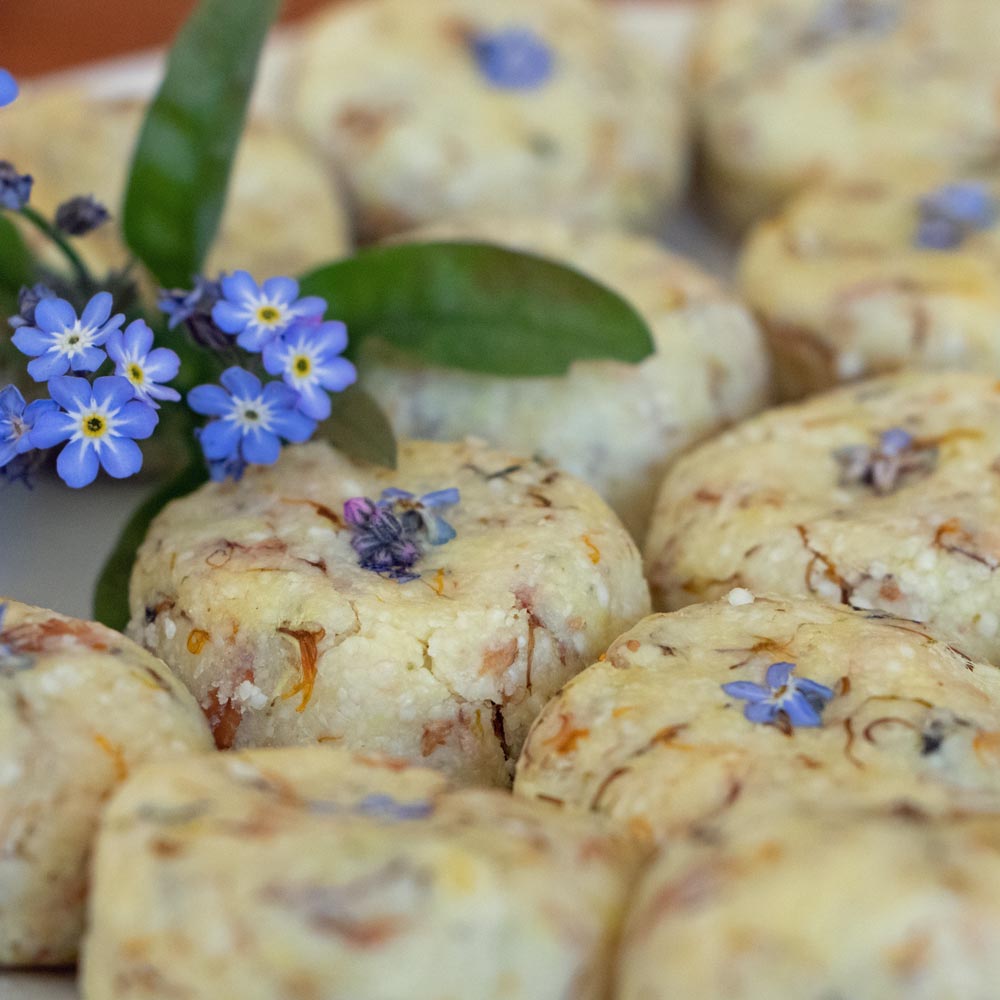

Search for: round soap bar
xmin=290 ymin=0 xmax=688 ymax=241
xmin=619 ymin=808 xmax=1000 ymax=1000
xmin=362 ymin=215 xmax=770 ymax=538
xmin=516 ymin=594 xmax=1000 ymax=843
xmin=693 ymin=0 xmax=1000 ymax=230
xmin=739 ymin=172 xmax=1000 ymax=399
xmin=644 ymin=372 xmax=1000 ymax=664
xmin=82 ymin=747 xmax=641 ymax=1000
xmin=0 ymin=598 xmax=213 ymax=965
xmin=128 ymin=440 xmax=650 ymax=786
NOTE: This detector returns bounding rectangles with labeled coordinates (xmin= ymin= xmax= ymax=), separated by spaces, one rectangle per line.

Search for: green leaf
xmin=123 ymin=0 xmax=281 ymax=287
xmin=316 ymin=383 xmax=398 ymax=469
xmin=93 ymin=461 xmax=207 ymax=631
xmin=300 ymin=242 xmax=656 ymax=377
xmin=0 ymin=215 xmax=33 ymax=296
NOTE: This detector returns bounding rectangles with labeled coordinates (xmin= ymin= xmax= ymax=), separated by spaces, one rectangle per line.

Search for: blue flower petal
xmin=0 ymin=69 xmax=19 ymax=108
xmin=318 ymin=357 xmax=357 ymax=392
xmin=188 ymin=384 xmax=233 ymax=417
xmin=765 ymin=661 xmax=795 ymax=688
xmin=744 ymin=700 xmax=780 ymax=724
xmin=782 ymin=692 xmax=824 ymax=728
xmin=30 ymin=410 xmax=76 ymax=449
xmin=123 ymin=319 xmax=154 ymax=356
xmin=241 ymin=427 xmax=281 ymax=465
xmin=73 ymin=345 xmax=108 ymax=372
xmin=47 ymin=375 xmax=92 ymax=412
xmin=261 ymin=275 xmax=299 ymax=303
xmin=295 ymin=382 xmax=332 ymax=420
xmin=421 ymin=488 xmax=460 ymax=507
xmin=80 ymin=291 xmax=113 ymax=329
xmin=0 ymin=385 xmax=25 ymax=417
xmin=56 ymin=439 xmax=100 ymax=488
xmin=794 ymin=678 xmax=836 ymax=701
xmin=721 ymin=680 xmax=769 ymax=702
xmin=34 ymin=297 xmax=76 ymax=333
xmin=236 ymin=325 xmax=279 ymax=352
xmin=99 ymin=437 xmax=144 ymax=479
xmin=143 ymin=347 xmax=181 ymax=381
xmin=10 ymin=326 xmax=51 ymax=357
xmin=199 ymin=419 xmax=242 ymax=460
xmin=93 ymin=375 xmax=136 ymax=412
xmin=219 ymin=270 xmax=258 ymax=305
xmin=26 ymin=352 xmax=69 ymax=382
xmin=220 ymin=366 xmax=262 ymax=399
xmin=115 ymin=400 xmax=159 ymax=440
xmin=270 ymin=407 xmax=316 ymax=443
xmin=213 ymin=299 xmax=251 ymax=334
xmin=261 ymin=379 xmax=299 ymax=409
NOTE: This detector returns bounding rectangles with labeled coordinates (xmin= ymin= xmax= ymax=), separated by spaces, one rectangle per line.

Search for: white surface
xmin=0 ymin=3 xmax=729 ymax=996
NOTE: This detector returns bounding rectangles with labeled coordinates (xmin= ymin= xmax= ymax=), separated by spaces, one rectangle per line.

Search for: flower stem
xmin=18 ymin=205 xmax=95 ymax=289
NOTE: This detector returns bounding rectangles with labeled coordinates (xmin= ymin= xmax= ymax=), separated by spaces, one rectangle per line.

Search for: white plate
xmin=0 ymin=3 xmax=730 ymax=995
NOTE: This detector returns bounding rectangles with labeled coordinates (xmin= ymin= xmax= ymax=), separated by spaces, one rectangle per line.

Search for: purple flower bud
xmin=54 ymin=195 xmax=110 ymax=236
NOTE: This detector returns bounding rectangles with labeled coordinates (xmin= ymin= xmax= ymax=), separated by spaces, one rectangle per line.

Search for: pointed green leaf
xmin=93 ymin=461 xmax=207 ymax=631
xmin=300 ymin=242 xmax=656 ymax=377
xmin=123 ymin=0 xmax=281 ymax=287
xmin=316 ymin=383 xmax=398 ymax=469
xmin=0 ymin=215 xmax=32 ymax=296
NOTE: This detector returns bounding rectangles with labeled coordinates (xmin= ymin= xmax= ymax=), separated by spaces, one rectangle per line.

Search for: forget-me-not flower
xmin=471 ymin=28 xmax=555 ymax=90
xmin=31 ymin=376 xmax=159 ymax=488
xmin=105 ymin=319 xmax=181 ymax=408
xmin=8 ymin=284 xmax=57 ymax=330
xmin=0 ymin=384 xmax=57 ymax=468
xmin=11 ymin=291 xmax=124 ymax=381
xmin=188 ymin=366 xmax=316 ymax=471
xmin=54 ymin=195 xmax=110 ymax=236
xmin=261 ymin=320 xmax=357 ymax=420
xmin=722 ymin=661 xmax=835 ymax=729
xmin=212 ymin=272 xmax=325 ymax=351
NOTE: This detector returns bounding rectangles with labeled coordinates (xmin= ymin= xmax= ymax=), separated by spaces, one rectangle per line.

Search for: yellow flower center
xmin=82 ymin=414 xmax=106 ymax=439
xmin=128 ymin=363 xmax=145 ymax=384
xmin=293 ymin=354 xmax=311 ymax=376
xmin=257 ymin=305 xmax=281 ymax=325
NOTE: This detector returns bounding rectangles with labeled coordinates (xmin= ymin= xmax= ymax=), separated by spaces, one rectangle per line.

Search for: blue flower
xmin=188 ymin=367 xmax=316 ymax=474
xmin=834 ymin=425 xmax=935 ymax=494
xmin=261 ymin=320 xmax=357 ymax=420
xmin=105 ymin=319 xmax=181 ymax=408
xmin=0 ymin=69 xmax=18 ymax=108
xmin=31 ymin=376 xmax=159 ymax=488
xmin=472 ymin=28 xmax=555 ymax=90
xmin=11 ymin=291 xmax=124 ymax=381
xmin=0 ymin=384 xmax=58 ymax=468
xmin=915 ymin=182 xmax=997 ymax=250
xmin=54 ymin=195 xmax=110 ymax=236
xmin=722 ymin=661 xmax=835 ymax=729
xmin=212 ymin=272 xmax=325 ymax=351
xmin=344 ymin=487 xmax=460 ymax=582
xmin=0 ymin=161 xmax=32 ymax=211
xmin=8 ymin=283 xmax=57 ymax=330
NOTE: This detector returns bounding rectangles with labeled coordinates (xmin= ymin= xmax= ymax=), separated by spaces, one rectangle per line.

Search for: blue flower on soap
xmin=0 ymin=69 xmax=18 ymax=108
xmin=722 ymin=661 xmax=835 ymax=729
xmin=472 ymin=27 xmax=555 ymax=90
xmin=915 ymin=181 xmax=997 ymax=250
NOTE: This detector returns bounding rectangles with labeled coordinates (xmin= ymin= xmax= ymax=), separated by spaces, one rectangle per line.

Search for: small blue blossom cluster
xmin=181 ymin=270 xmax=357 ymax=480
xmin=471 ymin=27 xmax=555 ymax=90
xmin=1 ymin=292 xmax=175 ymax=488
xmin=722 ymin=661 xmax=835 ymax=729
xmin=915 ymin=182 xmax=997 ymax=250
xmin=344 ymin=487 xmax=460 ymax=582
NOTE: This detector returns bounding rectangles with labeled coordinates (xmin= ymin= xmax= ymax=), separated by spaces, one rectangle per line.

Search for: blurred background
xmin=4 ymin=0 xmax=690 ymax=77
